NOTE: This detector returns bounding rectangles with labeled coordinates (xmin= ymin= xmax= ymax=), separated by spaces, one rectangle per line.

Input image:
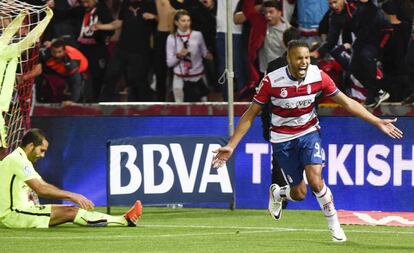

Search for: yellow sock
xmin=73 ymin=209 xmax=128 ymax=227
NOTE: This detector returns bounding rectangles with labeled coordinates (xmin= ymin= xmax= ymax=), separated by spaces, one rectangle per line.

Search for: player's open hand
xmin=212 ymin=146 xmax=234 ymax=168
xmin=69 ymin=193 xmax=95 ymax=210
xmin=377 ymin=118 xmax=403 ymax=139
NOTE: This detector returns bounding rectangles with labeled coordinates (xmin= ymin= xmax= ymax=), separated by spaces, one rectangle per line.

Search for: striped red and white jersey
xmin=253 ymin=64 xmax=339 ymax=143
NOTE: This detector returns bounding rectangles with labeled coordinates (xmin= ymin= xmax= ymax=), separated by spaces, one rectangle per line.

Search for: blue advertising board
xmin=32 ymin=116 xmax=414 ymax=211
xmin=106 ymin=136 xmax=234 ymax=206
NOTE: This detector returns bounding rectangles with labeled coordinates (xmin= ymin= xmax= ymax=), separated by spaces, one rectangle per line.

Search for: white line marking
xmin=0 ymin=230 xmax=275 ymax=240
xmin=0 ymin=223 xmax=413 ymax=240
xmin=142 ymin=224 xmax=414 ymax=235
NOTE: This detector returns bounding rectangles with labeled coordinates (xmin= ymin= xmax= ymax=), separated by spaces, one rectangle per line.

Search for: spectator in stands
xmin=240 ymin=0 xmax=290 ymax=100
xmin=154 ymin=0 xmax=176 ymax=101
xmin=377 ymin=0 xmax=411 ymax=102
xmin=349 ymin=0 xmax=393 ymax=108
xmin=166 ymin=9 xmax=213 ymax=102
xmin=75 ymin=0 xmax=114 ymax=101
xmin=401 ymin=1 xmax=414 ymax=104
xmin=281 ymin=0 xmax=296 ymax=24
xmin=295 ymin=0 xmax=329 ymax=46
xmin=198 ymin=0 xmax=218 ymax=98
xmin=309 ymin=0 xmax=357 ymax=95
xmin=267 ymin=27 xmax=302 ymax=72
xmin=234 ymin=0 xmax=263 ymax=100
xmin=169 ymin=0 xmax=217 ymax=97
xmin=169 ymin=0 xmax=216 ymax=52
xmin=21 ymin=39 xmax=89 ymax=103
xmin=94 ymin=0 xmax=158 ymax=102
xmin=40 ymin=0 xmax=79 ymax=47
xmin=382 ymin=0 xmax=414 ymax=104
xmin=311 ymin=0 xmax=356 ymax=60
xmin=42 ymin=0 xmax=81 ymax=47
xmin=215 ymin=0 xmax=247 ymax=101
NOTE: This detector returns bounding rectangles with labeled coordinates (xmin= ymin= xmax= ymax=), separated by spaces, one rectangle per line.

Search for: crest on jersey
xmin=23 ymin=165 xmax=33 ymax=177
xmin=280 ymin=88 xmax=288 ymax=98
xmin=307 ymin=85 xmax=312 ymax=94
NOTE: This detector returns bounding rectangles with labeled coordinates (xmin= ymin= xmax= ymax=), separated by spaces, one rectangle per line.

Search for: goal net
xmin=0 ymin=1 xmax=52 ymax=153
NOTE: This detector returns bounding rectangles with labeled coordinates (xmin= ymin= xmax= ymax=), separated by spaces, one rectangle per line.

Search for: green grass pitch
xmin=1 ymin=207 xmax=414 ymax=253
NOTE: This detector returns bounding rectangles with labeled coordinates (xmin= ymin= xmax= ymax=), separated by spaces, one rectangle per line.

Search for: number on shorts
xmin=314 ymin=142 xmax=322 ymax=158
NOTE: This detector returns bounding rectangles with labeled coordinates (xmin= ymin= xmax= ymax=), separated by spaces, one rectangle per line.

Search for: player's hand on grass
xmin=376 ymin=118 xmax=403 ymax=139
xmin=69 ymin=193 xmax=95 ymax=210
xmin=212 ymin=146 xmax=234 ymax=168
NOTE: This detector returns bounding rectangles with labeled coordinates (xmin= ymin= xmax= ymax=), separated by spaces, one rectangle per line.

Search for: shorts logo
xmin=307 ymin=85 xmax=312 ymax=94
xmin=280 ymin=88 xmax=288 ymax=98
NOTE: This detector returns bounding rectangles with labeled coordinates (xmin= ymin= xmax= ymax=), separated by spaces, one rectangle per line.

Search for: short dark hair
xmin=262 ymin=0 xmax=282 ymax=11
xmin=20 ymin=128 xmax=48 ymax=147
xmin=283 ymin=27 xmax=301 ymax=47
xmin=51 ymin=39 xmax=66 ymax=49
xmin=287 ymin=40 xmax=309 ymax=52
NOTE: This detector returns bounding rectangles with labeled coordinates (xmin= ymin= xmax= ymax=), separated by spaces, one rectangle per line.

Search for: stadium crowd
xmin=24 ymin=0 xmax=414 ymax=107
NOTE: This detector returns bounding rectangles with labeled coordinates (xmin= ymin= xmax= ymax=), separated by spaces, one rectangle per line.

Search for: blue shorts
xmin=272 ymin=131 xmax=324 ymax=186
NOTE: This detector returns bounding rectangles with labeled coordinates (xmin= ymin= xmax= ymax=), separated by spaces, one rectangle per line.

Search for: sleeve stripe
xmin=253 ymin=98 xmax=266 ymax=105
xmin=326 ymin=89 xmax=340 ymax=97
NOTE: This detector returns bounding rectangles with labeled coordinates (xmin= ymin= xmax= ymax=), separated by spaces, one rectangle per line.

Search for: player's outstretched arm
xmin=26 ymin=178 xmax=94 ymax=210
xmin=212 ymin=102 xmax=262 ymax=168
xmin=331 ymin=91 xmax=403 ymax=139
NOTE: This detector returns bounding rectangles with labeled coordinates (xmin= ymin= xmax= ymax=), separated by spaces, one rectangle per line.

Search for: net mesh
xmin=0 ymin=1 xmax=51 ymax=152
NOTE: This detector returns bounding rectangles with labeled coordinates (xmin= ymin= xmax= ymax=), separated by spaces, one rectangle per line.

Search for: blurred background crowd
xmin=23 ymin=0 xmax=414 ymax=107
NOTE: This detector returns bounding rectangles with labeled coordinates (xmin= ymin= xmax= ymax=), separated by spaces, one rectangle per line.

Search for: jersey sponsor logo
xmin=296 ymin=99 xmax=313 ymax=108
xmin=23 ymin=165 xmax=33 ymax=177
xmin=284 ymin=98 xmax=313 ymax=109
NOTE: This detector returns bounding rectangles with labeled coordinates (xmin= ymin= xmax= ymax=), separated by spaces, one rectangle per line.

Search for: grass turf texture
xmin=1 ymin=207 xmax=414 ymax=253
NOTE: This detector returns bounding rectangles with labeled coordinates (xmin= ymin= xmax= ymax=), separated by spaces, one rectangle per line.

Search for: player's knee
xmin=290 ymin=186 xmax=306 ymax=201
xmin=293 ymin=194 xmax=306 ymax=201
xmin=308 ymin=181 xmax=324 ymax=193
xmin=68 ymin=206 xmax=80 ymax=218
xmin=59 ymin=206 xmax=79 ymax=220
xmin=307 ymin=176 xmax=324 ymax=193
